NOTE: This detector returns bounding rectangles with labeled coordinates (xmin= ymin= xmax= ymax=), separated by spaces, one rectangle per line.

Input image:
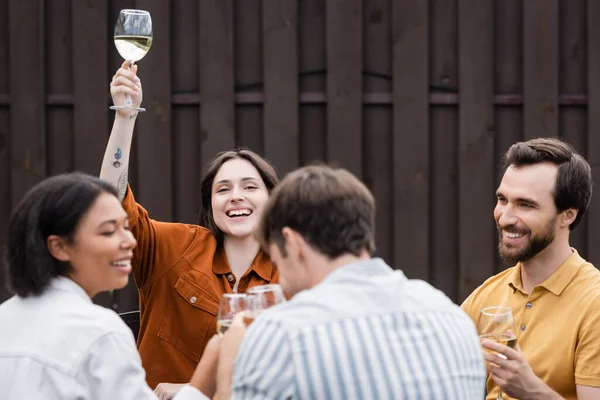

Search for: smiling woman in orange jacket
xmin=100 ymin=61 xmax=279 ymax=389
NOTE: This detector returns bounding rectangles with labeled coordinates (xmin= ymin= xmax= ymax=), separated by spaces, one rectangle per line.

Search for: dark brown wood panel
xmin=430 ymin=0 xmax=457 ymax=91
xmin=199 ymin=0 xmax=235 ymax=165
xmin=298 ymin=0 xmax=326 ymax=165
xmin=9 ymin=0 xmax=46 ymax=205
xmin=235 ymin=0 xmax=263 ymax=153
xmin=326 ymin=0 xmax=362 ymax=178
xmin=363 ymin=0 xmax=392 ymax=265
xmin=559 ymin=1 xmax=587 ymax=257
xmin=523 ymin=0 xmax=559 ymax=139
xmin=73 ymin=0 xmax=108 ymax=177
xmin=134 ymin=0 xmax=173 ymax=222
xmin=172 ymin=1 xmax=200 ymax=226
xmin=392 ymin=0 xmax=429 ymax=280
xmin=431 ymin=106 xmax=459 ymax=301
xmin=494 ymin=0 xmax=522 ymax=93
xmin=458 ymin=0 xmax=495 ymax=301
xmin=263 ymin=0 xmax=299 ymax=176
xmin=587 ymin=0 xmax=600 ymax=267
xmin=47 ymin=1 xmax=73 ymax=176
xmin=429 ymin=0 xmax=458 ymax=298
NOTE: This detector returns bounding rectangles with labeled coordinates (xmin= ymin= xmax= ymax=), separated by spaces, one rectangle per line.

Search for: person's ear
xmin=281 ymin=227 xmax=306 ymax=261
xmin=47 ymin=235 xmax=71 ymax=262
xmin=561 ymin=208 xmax=578 ymax=228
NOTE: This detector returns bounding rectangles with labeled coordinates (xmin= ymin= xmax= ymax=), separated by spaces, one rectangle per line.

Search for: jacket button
xmin=227 ymin=274 xmax=235 ymax=282
xmin=190 ymin=296 xmax=197 ymax=304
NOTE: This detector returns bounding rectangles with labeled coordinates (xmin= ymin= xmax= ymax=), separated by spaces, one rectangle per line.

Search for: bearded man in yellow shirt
xmin=461 ymin=137 xmax=600 ymax=400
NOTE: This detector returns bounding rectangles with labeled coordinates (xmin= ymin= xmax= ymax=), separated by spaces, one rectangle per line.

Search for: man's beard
xmin=497 ymin=216 xmax=557 ymax=265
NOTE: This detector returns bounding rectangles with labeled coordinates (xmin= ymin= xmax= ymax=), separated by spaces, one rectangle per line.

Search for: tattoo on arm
xmin=118 ymin=167 xmax=128 ymax=196
xmin=112 ymin=148 xmax=123 ymax=168
xmin=129 ymin=112 xmax=138 ymax=120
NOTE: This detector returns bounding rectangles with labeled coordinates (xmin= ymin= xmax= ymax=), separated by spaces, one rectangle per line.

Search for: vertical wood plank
xmin=392 ymin=0 xmax=429 ymax=280
xmin=431 ymin=107 xmax=459 ymax=301
xmin=559 ymin=0 xmax=587 ymax=257
xmin=200 ymin=0 xmax=235 ymax=165
xmin=235 ymin=0 xmax=263 ymax=153
xmin=458 ymin=0 xmax=495 ymax=301
xmin=47 ymin=0 xmax=73 ymax=176
xmin=363 ymin=0 xmax=393 ymax=265
xmin=430 ymin=0 xmax=458 ymax=300
xmin=9 ymin=0 xmax=46 ymax=205
xmin=72 ymin=0 xmax=108 ymax=176
xmin=326 ymin=0 xmax=362 ymax=178
xmin=298 ymin=0 xmax=326 ymax=164
xmin=172 ymin=0 xmax=200 ymax=225
xmin=262 ymin=0 xmax=299 ymax=176
xmin=523 ymin=0 xmax=559 ymax=139
xmin=587 ymin=0 xmax=600 ymax=268
xmin=134 ymin=0 xmax=172 ymax=222
xmin=0 ymin=0 xmax=10 ymax=301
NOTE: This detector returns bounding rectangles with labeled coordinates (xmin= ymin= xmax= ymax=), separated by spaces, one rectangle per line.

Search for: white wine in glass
xmin=216 ymin=293 xmax=247 ymax=338
xmin=110 ymin=9 xmax=153 ymax=112
xmin=478 ymin=306 xmax=517 ymax=400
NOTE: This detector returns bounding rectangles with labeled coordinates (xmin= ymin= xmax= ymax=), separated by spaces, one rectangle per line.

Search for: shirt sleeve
xmin=574 ymin=296 xmax=600 ymax=387
xmin=460 ymin=288 xmax=481 ymax=326
xmin=122 ymin=184 xmax=214 ymax=289
xmin=230 ymin=319 xmax=297 ymax=399
xmin=77 ymin=330 xmax=157 ymax=400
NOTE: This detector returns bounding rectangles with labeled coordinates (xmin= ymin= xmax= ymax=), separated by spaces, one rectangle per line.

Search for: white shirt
xmin=0 ymin=277 xmax=203 ymax=400
xmin=229 ymin=258 xmax=486 ymax=399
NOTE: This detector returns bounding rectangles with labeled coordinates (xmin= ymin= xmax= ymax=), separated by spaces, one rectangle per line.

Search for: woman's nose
xmin=121 ymin=230 xmax=137 ymax=249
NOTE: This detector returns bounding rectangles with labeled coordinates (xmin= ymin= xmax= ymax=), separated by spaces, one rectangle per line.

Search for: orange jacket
xmin=123 ymin=187 xmax=278 ymax=389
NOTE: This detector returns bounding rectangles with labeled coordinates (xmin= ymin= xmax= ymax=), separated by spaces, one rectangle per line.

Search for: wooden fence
xmin=1 ymin=0 xmax=599 ymax=312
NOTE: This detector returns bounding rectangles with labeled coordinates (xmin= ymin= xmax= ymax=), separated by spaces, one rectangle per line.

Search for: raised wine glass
xmin=216 ymin=294 xmax=247 ymax=337
xmin=244 ymin=284 xmax=286 ymax=326
xmin=110 ymin=9 xmax=152 ymax=112
xmin=478 ymin=306 xmax=517 ymax=400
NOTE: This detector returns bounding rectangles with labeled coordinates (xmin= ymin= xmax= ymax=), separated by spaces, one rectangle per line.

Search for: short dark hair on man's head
xmin=198 ymin=148 xmax=279 ymax=245
xmin=503 ymin=137 xmax=592 ymax=230
xmin=257 ymin=165 xmax=376 ymax=258
xmin=6 ymin=172 xmax=119 ymax=297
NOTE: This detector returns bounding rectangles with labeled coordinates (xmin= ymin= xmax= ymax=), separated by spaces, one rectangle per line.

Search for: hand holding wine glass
xmin=478 ymin=306 xmax=517 ymax=400
xmin=110 ymin=9 xmax=152 ymax=113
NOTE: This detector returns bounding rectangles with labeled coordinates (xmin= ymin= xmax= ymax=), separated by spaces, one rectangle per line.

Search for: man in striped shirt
xmin=210 ymin=165 xmax=486 ymax=399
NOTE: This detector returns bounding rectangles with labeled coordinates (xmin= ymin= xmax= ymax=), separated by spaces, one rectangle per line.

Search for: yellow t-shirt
xmin=461 ymin=249 xmax=600 ymax=400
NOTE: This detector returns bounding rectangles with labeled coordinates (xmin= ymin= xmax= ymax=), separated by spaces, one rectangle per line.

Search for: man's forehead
xmin=498 ymin=163 xmax=557 ymax=197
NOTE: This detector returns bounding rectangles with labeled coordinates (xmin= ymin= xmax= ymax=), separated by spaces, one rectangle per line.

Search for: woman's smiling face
xmin=211 ymin=158 xmax=269 ymax=240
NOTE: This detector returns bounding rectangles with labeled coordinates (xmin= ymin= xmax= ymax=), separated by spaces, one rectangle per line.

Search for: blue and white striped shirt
xmin=231 ymin=258 xmax=486 ymax=399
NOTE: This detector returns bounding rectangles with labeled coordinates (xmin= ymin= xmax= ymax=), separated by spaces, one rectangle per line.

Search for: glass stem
xmin=124 ymin=94 xmax=134 ymax=107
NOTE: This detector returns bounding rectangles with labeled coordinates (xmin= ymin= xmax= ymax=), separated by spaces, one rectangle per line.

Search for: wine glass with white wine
xmin=216 ymin=294 xmax=247 ymax=337
xmin=110 ymin=9 xmax=152 ymax=112
xmin=478 ymin=306 xmax=517 ymax=400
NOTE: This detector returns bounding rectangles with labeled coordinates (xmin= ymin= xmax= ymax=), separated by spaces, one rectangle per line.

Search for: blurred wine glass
xmin=217 ymin=293 xmax=247 ymax=337
xmin=244 ymin=284 xmax=286 ymax=326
